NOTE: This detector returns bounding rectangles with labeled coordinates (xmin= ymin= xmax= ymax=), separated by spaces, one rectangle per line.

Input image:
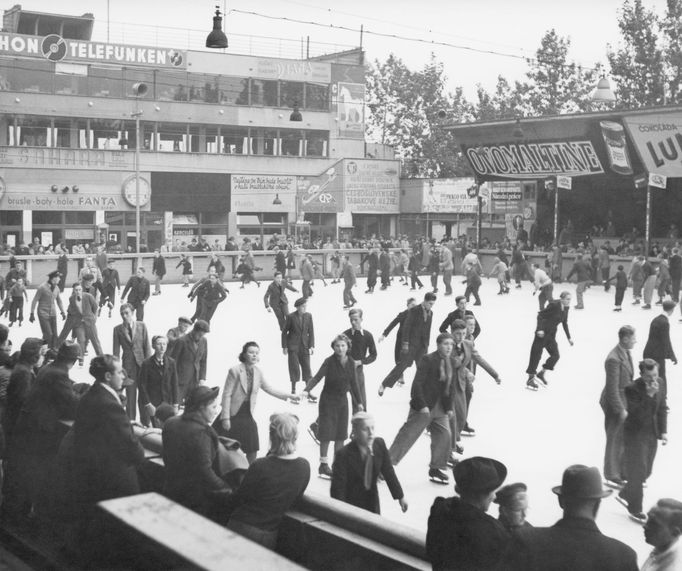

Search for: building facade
xmin=0 ymin=7 xmax=399 ymax=251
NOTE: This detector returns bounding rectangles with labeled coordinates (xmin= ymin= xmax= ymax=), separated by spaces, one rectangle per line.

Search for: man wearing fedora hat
xmin=426 ymin=456 xmax=509 ymax=570
xmin=501 ymin=464 xmax=638 ymax=570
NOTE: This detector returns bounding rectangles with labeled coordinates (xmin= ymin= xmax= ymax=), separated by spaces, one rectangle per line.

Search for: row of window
xmin=5 ymin=115 xmax=330 ymax=157
xmin=0 ymin=58 xmax=331 ymax=110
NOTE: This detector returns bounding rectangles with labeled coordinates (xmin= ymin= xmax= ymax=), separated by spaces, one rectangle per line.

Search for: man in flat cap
xmin=426 ymin=456 xmax=509 ymax=570
xmin=167 ymin=316 xmax=191 ymax=354
xmin=500 ymin=464 xmax=638 ymax=570
xmin=29 ymin=270 xmax=65 ymax=348
xmin=281 ymin=297 xmax=315 ymax=398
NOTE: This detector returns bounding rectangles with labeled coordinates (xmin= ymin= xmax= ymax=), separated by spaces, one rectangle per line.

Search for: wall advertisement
xmin=490 ymin=181 xmax=523 ymax=213
xmin=421 ymin=178 xmax=480 ymax=213
xmin=231 ymin=175 xmax=296 ymax=211
xmin=623 ymin=112 xmax=682 ymax=178
xmin=343 ymin=160 xmax=399 ymax=213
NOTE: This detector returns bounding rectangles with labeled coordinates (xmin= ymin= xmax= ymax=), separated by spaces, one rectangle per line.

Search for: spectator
xmin=170 ymin=319 xmax=209 ymax=403
xmin=641 ymin=498 xmax=682 ymax=570
xmin=426 ymin=456 xmax=509 ymax=570
xmin=138 ymin=335 xmax=179 ymax=427
xmin=162 ymin=385 xmax=230 ymax=518
xmin=495 ymin=482 xmax=531 ymax=532
xmin=500 ymin=464 xmax=637 ymax=571
xmin=71 ymin=356 xmax=145 ymax=548
xmin=216 ymin=341 xmax=297 ymax=464
xmin=225 ymin=412 xmax=310 ymax=549
xmin=330 ymin=412 xmax=407 ymax=515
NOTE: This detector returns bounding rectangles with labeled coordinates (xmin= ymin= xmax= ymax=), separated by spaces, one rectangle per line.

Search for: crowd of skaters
xmin=0 ymin=231 xmax=679 ymax=569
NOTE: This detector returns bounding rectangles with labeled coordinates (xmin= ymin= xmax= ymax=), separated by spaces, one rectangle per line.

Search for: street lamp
xmin=592 ymin=76 xmax=616 ymax=104
xmin=206 ymin=6 xmax=228 ymax=49
xmin=131 ymin=82 xmax=148 ymax=259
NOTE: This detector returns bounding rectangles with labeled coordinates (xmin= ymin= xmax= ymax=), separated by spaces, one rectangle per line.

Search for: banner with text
xmin=421 ymin=178 xmax=480 ymax=213
xmin=231 ymin=175 xmax=296 ymax=211
xmin=343 ymin=159 xmax=400 ymax=213
xmin=624 ymin=112 xmax=682 ymax=178
xmin=490 ymin=181 xmax=523 ymax=213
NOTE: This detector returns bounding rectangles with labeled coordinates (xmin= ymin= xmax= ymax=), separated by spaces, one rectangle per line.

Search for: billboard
xmin=624 ymin=112 xmax=682 ymax=178
xmin=231 ymin=175 xmax=296 ymax=211
xmin=422 ymin=178 xmax=480 ymax=213
xmin=343 ymin=159 xmax=399 ymax=213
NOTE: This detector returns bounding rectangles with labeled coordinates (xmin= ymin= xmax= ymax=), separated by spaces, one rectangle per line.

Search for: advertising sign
xmin=422 ymin=178 xmax=479 ymax=213
xmin=297 ymin=166 xmax=344 ymax=214
xmin=230 ymin=175 xmax=296 ymax=211
xmin=556 ymin=175 xmax=572 ymax=189
xmin=335 ymin=82 xmax=365 ymax=139
xmin=466 ymin=141 xmax=604 ymax=179
xmin=344 ymin=160 xmax=399 ymax=213
xmin=490 ymin=181 xmax=522 ymax=213
xmin=624 ymin=113 xmax=682 ymax=178
xmin=0 ymin=147 xmax=133 ymax=170
xmin=649 ymin=172 xmax=668 ymax=189
xmin=0 ymin=32 xmax=186 ymax=69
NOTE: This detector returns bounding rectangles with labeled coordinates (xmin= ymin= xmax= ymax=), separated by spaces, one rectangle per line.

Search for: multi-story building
xmin=0 ymin=5 xmax=400 ymax=251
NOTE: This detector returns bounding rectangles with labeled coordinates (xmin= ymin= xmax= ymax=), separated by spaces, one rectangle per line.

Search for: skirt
xmin=223 ymin=402 xmax=259 ymax=454
xmin=317 ymin=392 xmax=349 ymax=442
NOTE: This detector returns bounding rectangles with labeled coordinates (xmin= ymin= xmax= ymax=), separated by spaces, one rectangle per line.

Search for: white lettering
xmin=78 ymin=43 xmax=86 ymax=58
xmin=0 ymin=35 xmax=8 ymax=51
xmin=137 ymin=48 xmax=146 ymax=63
xmin=10 ymin=37 xmax=25 ymax=53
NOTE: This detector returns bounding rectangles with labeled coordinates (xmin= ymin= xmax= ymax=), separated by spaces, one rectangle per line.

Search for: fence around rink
xmin=0 ymin=249 xmax=643 ymax=289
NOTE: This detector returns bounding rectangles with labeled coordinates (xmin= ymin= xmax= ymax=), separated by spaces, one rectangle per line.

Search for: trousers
xmin=382 ymin=346 xmax=427 ymax=388
xmin=38 ymin=314 xmax=59 ymax=348
xmin=343 ymin=284 xmax=357 ymax=306
xmin=288 ymin=346 xmax=312 ymax=391
xmin=620 ymin=433 xmax=658 ymax=514
xmin=442 ymin=270 xmax=452 ymax=295
xmin=575 ymin=281 xmax=587 ymax=308
xmin=526 ymin=333 xmax=559 ymax=374
xmin=603 ymin=408 xmax=626 ymax=481
xmin=538 ymin=284 xmax=554 ymax=310
xmin=389 ymin=403 xmax=450 ymax=470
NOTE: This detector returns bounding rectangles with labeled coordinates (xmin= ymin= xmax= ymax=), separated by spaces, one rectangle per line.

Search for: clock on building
xmin=122 ymin=175 xmax=151 ymax=207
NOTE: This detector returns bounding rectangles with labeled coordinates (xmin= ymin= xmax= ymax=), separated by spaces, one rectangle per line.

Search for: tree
xmin=473 ymin=76 xmax=526 ymax=121
xmin=365 ymin=54 xmax=473 ymax=178
xmin=607 ymin=0 xmax=665 ymax=108
xmin=661 ymin=0 xmax=682 ymax=104
xmin=519 ymin=29 xmax=601 ymax=115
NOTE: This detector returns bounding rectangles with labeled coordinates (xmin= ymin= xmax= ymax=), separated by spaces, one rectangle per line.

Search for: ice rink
xmin=10 ymin=271 xmax=681 ymax=564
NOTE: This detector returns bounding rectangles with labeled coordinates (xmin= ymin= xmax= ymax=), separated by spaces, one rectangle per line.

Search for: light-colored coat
xmin=220 ymin=363 xmax=286 ymax=418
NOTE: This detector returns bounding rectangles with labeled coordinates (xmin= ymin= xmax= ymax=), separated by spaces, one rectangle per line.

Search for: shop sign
xmin=557 ymin=175 xmax=572 ymax=189
xmin=0 ymin=32 xmax=186 ymax=69
xmin=230 ymin=175 xmax=296 ymax=211
xmin=422 ymin=178 xmax=479 ymax=213
xmin=624 ymin=113 xmax=682 ymax=178
xmin=343 ymin=159 xmax=399 ymax=213
xmin=65 ymin=229 xmax=94 ymax=240
xmin=490 ymin=181 xmax=522 ymax=213
xmin=466 ymin=141 xmax=604 ymax=179
xmin=0 ymin=147 xmax=133 ymax=170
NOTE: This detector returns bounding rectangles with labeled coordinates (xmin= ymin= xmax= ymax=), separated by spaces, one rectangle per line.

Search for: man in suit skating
xmin=264 ymin=271 xmax=298 ymax=331
xmin=170 ymin=319 xmax=209 ymax=404
xmin=331 ymin=412 xmax=407 ymax=515
xmin=121 ymin=266 xmax=151 ymax=321
xmin=643 ymin=299 xmax=677 ymax=406
xmin=600 ymin=325 xmax=636 ymax=489
xmin=113 ymin=303 xmax=151 ymax=422
xmin=281 ymin=297 xmax=315 ymax=398
xmin=525 ymin=291 xmax=573 ymax=390
xmin=439 ymin=295 xmax=481 ymax=338
xmin=500 ymin=464 xmax=638 ymax=571
xmin=379 ymin=292 xmax=436 ymax=396
xmin=56 ymin=283 xmax=103 ymax=365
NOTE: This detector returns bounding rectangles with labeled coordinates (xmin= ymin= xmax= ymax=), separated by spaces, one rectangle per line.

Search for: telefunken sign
xmin=466 ymin=141 xmax=604 ymax=179
xmin=0 ymin=33 xmax=186 ymax=69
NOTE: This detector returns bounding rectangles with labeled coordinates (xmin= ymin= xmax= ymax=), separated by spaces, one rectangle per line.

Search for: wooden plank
xmin=98 ymin=492 xmax=305 ymax=571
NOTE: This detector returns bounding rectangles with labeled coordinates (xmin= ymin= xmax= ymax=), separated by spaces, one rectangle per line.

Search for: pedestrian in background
xmin=152 ymin=249 xmax=166 ymax=296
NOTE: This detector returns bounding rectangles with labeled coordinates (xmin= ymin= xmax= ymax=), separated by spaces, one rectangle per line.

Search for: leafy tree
xmin=365 ymin=54 xmax=473 ymax=178
xmin=661 ymin=0 xmax=682 ymax=104
xmin=474 ymin=76 xmax=526 ymax=121
xmin=607 ymin=0 xmax=665 ymax=108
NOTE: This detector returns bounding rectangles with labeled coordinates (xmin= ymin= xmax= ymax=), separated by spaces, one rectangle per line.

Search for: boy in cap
xmin=500 ymin=464 xmax=638 ymax=570
xmin=426 ymin=456 xmax=509 ymax=570
xmin=495 ymin=482 xmax=531 ymax=532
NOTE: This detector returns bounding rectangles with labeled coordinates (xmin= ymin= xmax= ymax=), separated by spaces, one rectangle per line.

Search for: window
xmin=33 ymin=211 xmax=63 ymax=225
xmin=0 ymin=211 xmax=22 ymax=225
xmin=251 ymin=79 xmax=278 ymax=106
xmin=6 ymin=58 xmax=53 ymax=94
xmin=53 ymin=118 xmax=73 ymax=148
xmin=157 ymin=122 xmax=186 ymax=152
xmin=251 ymin=129 xmax=279 ymax=156
xmin=281 ymin=129 xmax=302 ymax=156
xmin=65 ymin=212 xmax=95 ymax=225
xmin=221 ymin=127 xmax=249 ymax=155
xmin=280 ymin=81 xmax=303 ymax=109
xmin=156 ymin=70 xmax=189 ymax=101
xmin=91 ymin=118 xmax=123 ymax=150
xmin=305 ymin=83 xmax=329 ymax=110
xmin=305 ymin=131 xmax=328 ymax=157
xmin=123 ymin=67 xmax=153 ymax=99
xmin=237 ymin=214 xmax=260 ymax=225
xmin=202 ymin=211 xmax=229 ymax=225
xmin=16 ymin=116 xmax=52 ymax=147
xmin=220 ymin=76 xmax=249 ymax=105
xmin=54 ymin=69 xmax=87 ymax=96
xmin=89 ymin=66 xmax=124 ymax=98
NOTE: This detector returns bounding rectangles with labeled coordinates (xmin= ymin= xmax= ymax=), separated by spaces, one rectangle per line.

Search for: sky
xmin=14 ymin=0 xmax=670 ymax=99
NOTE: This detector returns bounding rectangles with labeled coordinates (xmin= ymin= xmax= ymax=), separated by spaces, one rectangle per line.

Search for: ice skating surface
xmin=11 ymin=275 xmax=679 ymax=563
